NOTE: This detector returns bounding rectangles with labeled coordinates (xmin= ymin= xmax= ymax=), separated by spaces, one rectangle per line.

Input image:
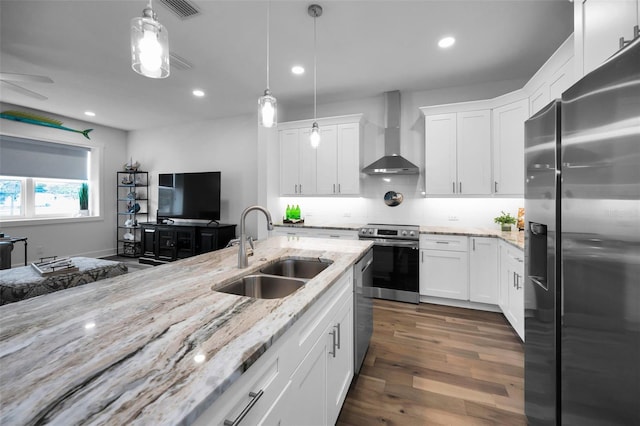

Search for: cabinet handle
xmin=333 ymin=183 xmax=336 ymax=194
xmin=338 ymin=183 xmax=341 ymax=193
xmin=459 ymin=182 xmax=462 ymax=193
xmin=495 ymin=181 xmax=498 ymax=193
xmin=300 ymin=184 xmax=303 ymax=193
xmin=421 ymin=251 xmax=424 ymax=262
xmin=335 ymin=323 xmax=341 ymax=350
xmin=452 ymin=182 xmax=456 ymax=193
xmin=223 ymin=390 xmax=264 ymax=426
xmin=294 ymin=184 xmax=298 ymax=194
xmin=329 ymin=329 xmax=337 ymax=358
xmin=473 ymin=239 xmax=476 ymax=251
xmin=436 ymin=241 xmax=449 ymax=245
xmin=513 ymin=271 xmax=517 ymax=287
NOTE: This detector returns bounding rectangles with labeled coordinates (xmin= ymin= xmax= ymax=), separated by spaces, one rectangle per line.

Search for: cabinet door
xmin=498 ymin=244 xmax=510 ymax=313
xmin=469 ymin=237 xmax=499 ymax=305
xmin=420 ymin=249 xmax=469 ymax=300
xmin=298 ymin=127 xmax=318 ymax=195
xmin=141 ymin=226 xmax=156 ymax=257
xmin=506 ymin=249 xmax=525 ymax=340
xmin=529 ymin=83 xmax=550 ymax=117
xmin=326 ymin=294 xmax=354 ymax=426
xmin=336 ymin=123 xmax=360 ymax=195
xmin=280 ymin=129 xmax=301 ymax=195
xmin=582 ymin=0 xmax=638 ymax=75
xmin=492 ymin=99 xmax=529 ymax=195
xmin=548 ymin=57 xmax=574 ymax=101
xmin=316 ymin=125 xmax=338 ymax=195
xmin=425 ymin=113 xmax=457 ymax=195
xmin=284 ymin=330 xmax=328 ymax=426
xmin=157 ymin=228 xmax=176 ymax=261
xmin=457 ymin=110 xmax=492 ymax=195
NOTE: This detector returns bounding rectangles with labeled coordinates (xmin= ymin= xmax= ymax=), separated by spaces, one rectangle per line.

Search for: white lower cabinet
xmin=193 ymin=272 xmax=354 ymax=425
xmin=469 ymin=237 xmax=499 ymax=305
xmin=499 ymin=241 xmax=525 ymax=341
xmin=420 ymin=235 xmax=469 ymax=301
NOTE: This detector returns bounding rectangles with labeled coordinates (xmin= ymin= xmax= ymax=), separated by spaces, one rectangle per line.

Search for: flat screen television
xmin=157 ymin=171 xmax=221 ymax=221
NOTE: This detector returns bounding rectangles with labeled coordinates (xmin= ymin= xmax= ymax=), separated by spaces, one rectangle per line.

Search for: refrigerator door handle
xmin=530 ymin=275 xmax=547 ymax=289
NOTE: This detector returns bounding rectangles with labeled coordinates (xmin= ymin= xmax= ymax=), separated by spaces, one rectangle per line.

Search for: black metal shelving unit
xmin=116 ymin=171 xmax=148 ymax=257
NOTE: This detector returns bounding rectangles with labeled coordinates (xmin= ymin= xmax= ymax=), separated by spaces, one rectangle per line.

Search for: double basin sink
xmin=214 ymin=258 xmax=332 ymax=299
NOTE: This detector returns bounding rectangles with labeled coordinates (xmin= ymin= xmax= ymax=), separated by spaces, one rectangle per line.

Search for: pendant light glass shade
xmin=310 ymin=121 xmax=321 ymax=148
xmin=259 ymin=1 xmax=277 ymax=127
xmin=258 ymin=89 xmax=277 ymax=128
xmin=131 ymin=2 xmax=170 ymax=79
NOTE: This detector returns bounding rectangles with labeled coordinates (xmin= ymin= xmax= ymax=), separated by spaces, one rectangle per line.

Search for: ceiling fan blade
xmin=1 ymin=80 xmax=48 ymax=100
xmin=0 ymin=72 xmax=53 ymax=83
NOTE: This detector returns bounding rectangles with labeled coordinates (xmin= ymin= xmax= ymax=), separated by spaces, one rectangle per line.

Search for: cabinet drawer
xmin=420 ymin=234 xmax=469 ymax=252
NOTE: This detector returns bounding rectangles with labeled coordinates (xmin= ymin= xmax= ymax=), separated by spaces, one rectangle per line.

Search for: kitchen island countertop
xmin=0 ymin=237 xmax=372 ymax=425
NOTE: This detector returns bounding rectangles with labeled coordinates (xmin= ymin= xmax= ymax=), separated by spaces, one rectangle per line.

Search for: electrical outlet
xmin=448 ymin=216 xmax=459 ymax=222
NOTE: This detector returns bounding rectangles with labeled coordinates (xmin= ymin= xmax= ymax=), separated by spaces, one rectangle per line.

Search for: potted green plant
xmin=78 ymin=182 xmax=89 ymax=216
xmin=494 ymin=210 xmax=516 ymax=231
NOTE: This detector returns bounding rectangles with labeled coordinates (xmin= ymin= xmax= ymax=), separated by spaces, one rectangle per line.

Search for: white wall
xmin=271 ymin=79 xmax=526 ymax=229
xmin=127 ymin=113 xmax=258 ymax=238
xmin=0 ymin=102 xmax=127 ymax=265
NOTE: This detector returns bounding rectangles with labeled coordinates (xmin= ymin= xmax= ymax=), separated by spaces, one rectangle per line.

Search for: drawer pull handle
xmin=335 ymin=323 xmax=341 ymax=350
xmin=329 ymin=329 xmax=337 ymax=358
xmin=224 ymin=390 xmax=264 ymax=426
xmin=436 ymin=241 xmax=449 ymax=244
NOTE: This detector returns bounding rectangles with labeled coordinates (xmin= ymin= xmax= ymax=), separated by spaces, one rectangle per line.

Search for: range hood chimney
xmin=362 ymin=90 xmax=419 ymax=175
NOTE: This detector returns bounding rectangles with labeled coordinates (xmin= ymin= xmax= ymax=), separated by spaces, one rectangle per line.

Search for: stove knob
xmin=360 ymin=228 xmax=366 ymax=234
xmin=368 ymin=229 xmax=374 ymax=235
xmin=409 ymin=231 xmax=415 ymax=237
xmin=401 ymin=230 xmax=407 ymax=236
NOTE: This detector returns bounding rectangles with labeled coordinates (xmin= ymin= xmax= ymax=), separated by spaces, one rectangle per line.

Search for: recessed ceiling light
xmin=438 ymin=36 xmax=456 ymax=48
xmin=84 ymin=111 xmax=96 ymax=117
xmin=291 ymin=65 xmax=305 ymax=75
xmin=192 ymin=89 xmax=205 ymax=97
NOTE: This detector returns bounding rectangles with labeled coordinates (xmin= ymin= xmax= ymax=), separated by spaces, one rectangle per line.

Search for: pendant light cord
xmin=266 ymin=0 xmax=270 ymax=90
xmin=313 ymin=13 xmax=317 ymax=121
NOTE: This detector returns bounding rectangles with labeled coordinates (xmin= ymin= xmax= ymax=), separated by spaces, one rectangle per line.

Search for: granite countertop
xmin=274 ymin=222 xmax=525 ymax=249
xmin=0 ymin=237 xmax=373 ymax=426
xmin=419 ymin=226 xmax=525 ymax=249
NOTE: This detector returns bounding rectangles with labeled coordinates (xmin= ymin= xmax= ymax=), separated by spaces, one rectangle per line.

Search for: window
xmin=0 ymin=135 xmax=98 ymax=220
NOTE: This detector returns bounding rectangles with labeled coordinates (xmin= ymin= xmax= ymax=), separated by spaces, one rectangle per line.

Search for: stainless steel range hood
xmin=362 ymin=91 xmax=419 ymax=175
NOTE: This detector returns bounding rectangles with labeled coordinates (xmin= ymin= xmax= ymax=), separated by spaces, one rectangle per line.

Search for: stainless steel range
xmin=358 ymin=224 xmax=420 ymax=304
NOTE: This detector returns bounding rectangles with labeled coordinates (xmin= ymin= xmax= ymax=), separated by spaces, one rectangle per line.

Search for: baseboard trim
xmin=419 ymin=295 xmax=502 ymax=313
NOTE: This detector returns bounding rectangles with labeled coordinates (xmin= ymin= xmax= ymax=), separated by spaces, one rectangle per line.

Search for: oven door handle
xmin=368 ymin=240 xmax=419 ymax=248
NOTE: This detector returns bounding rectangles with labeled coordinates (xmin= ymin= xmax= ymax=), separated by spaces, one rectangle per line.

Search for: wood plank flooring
xmin=336 ymin=299 xmax=525 ymax=426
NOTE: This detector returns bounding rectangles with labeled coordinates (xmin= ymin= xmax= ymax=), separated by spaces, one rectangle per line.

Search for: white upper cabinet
xmin=576 ymin=0 xmax=640 ymax=77
xmin=457 ymin=110 xmax=492 ymax=195
xmin=492 ymin=98 xmax=529 ymax=195
xmin=279 ymin=115 xmax=362 ymax=196
xmin=424 ymin=110 xmax=491 ymax=195
xmin=280 ymin=128 xmax=317 ymax=195
xmin=424 ymin=113 xmax=457 ymax=195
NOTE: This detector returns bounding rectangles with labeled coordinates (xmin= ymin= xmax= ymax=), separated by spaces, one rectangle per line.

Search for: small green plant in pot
xmin=78 ymin=182 xmax=89 ymax=215
xmin=494 ymin=210 xmax=516 ymax=231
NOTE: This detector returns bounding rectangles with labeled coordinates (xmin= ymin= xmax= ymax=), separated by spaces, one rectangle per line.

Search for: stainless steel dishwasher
xmin=353 ymin=248 xmax=373 ymax=374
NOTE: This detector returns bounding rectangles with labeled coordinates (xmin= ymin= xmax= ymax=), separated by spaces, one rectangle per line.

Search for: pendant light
xmin=258 ymin=1 xmax=277 ymax=127
xmin=308 ymin=4 xmax=322 ymax=148
xmin=131 ymin=0 xmax=170 ymax=79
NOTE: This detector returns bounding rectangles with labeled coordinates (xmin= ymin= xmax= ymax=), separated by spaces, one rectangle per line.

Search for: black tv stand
xmin=139 ymin=222 xmax=236 ymax=266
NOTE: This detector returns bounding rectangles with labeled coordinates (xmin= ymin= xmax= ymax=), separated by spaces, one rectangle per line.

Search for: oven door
xmin=363 ymin=239 xmax=420 ymax=304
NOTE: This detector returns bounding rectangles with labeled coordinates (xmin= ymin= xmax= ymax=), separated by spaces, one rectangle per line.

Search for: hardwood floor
xmin=336 ymin=299 xmax=525 ymax=426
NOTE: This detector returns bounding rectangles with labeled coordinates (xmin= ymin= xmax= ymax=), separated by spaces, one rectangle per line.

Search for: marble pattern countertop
xmin=274 ymin=222 xmax=525 ymax=250
xmin=0 ymin=237 xmax=372 ymax=426
xmin=419 ymin=226 xmax=525 ymax=250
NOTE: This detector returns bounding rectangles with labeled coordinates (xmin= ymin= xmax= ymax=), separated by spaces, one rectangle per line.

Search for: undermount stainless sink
xmin=215 ymin=275 xmax=306 ymax=299
xmin=259 ymin=258 xmax=332 ymax=279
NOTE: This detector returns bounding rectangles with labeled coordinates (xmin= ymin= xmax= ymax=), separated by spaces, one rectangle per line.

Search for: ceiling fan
xmin=0 ymin=72 xmax=54 ymax=100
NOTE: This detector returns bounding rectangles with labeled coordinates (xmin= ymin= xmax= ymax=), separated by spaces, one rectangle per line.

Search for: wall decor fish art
xmin=0 ymin=110 xmax=93 ymax=139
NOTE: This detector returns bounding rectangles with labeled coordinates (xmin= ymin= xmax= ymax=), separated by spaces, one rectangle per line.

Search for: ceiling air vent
xmin=159 ymin=0 xmax=200 ymax=19
xmin=169 ymin=52 xmax=194 ymax=70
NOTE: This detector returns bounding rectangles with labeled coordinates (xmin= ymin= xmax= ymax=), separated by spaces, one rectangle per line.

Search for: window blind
xmin=0 ymin=135 xmax=90 ymax=180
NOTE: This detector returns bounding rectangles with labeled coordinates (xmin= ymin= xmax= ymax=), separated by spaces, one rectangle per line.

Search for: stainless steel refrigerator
xmin=524 ymin=38 xmax=640 ymax=425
